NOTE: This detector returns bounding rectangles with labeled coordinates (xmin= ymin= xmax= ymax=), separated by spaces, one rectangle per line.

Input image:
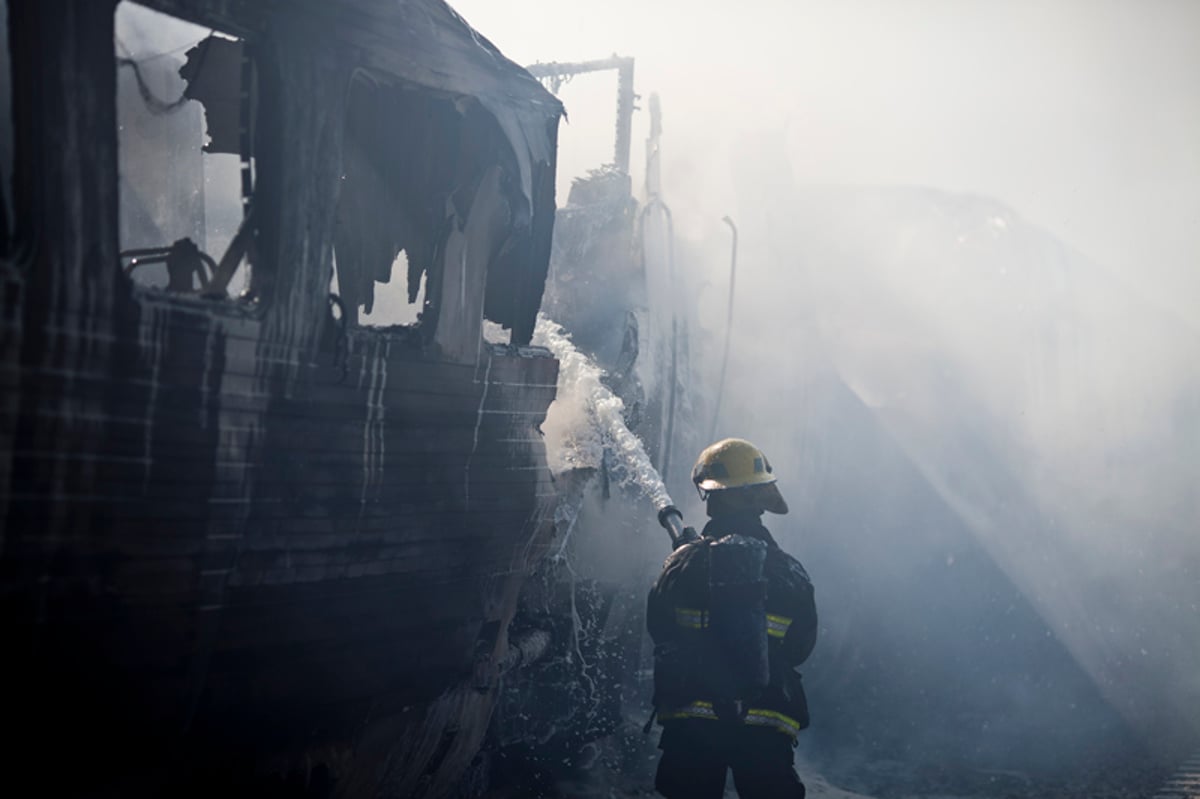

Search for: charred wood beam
xmin=251 ymin=27 xmax=351 ymax=362
xmin=9 ymin=0 xmax=121 ymax=300
xmin=4 ymin=0 xmax=127 ymax=785
xmin=6 ymin=0 xmax=123 ymax=509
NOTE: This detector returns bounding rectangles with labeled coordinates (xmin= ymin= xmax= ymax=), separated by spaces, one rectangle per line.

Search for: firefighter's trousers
xmin=654 ymin=719 xmax=806 ymax=799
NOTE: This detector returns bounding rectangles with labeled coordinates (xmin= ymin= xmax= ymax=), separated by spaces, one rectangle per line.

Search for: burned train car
xmin=1 ymin=0 xmax=563 ymax=795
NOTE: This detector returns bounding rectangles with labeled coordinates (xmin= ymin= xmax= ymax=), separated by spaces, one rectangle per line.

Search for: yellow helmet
xmin=691 ymin=438 xmax=788 ymax=514
xmin=691 ymin=438 xmax=779 ymax=491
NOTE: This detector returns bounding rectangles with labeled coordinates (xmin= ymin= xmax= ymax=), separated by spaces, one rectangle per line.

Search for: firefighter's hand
xmin=674 ymin=526 xmax=700 ymax=549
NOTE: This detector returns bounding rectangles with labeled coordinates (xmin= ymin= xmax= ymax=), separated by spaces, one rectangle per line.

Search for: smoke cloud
xmin=455 ymin=0 xmax=1200 ymax=786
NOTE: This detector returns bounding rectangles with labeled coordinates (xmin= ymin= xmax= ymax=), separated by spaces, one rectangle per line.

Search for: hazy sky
xmin=454 ymin=0 xmax=1200 ymax=317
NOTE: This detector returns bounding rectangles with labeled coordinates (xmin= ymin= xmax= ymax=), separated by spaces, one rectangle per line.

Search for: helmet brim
xmin=702 ymin=480 xmax=790 ymax=515
xmin=696 ymin=474 xmax=778 ymax=493
xmin=758 ymin=481 xmax=789 ymax=514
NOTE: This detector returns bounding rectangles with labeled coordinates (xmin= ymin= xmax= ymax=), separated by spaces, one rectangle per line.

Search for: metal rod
xmin=710 ymin=217 xmax=738 ymax=441
xmin=525 ymin=56 xmax=636 ymax=174
xmin=659 ymin=202 xmax=678 ymax=485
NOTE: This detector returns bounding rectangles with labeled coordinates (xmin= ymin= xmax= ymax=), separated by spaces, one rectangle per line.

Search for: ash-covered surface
xmin=474 ymin=722 xmax=1176 ymax=799
xmin=821 ymin=752 xmax=1174 ymax=799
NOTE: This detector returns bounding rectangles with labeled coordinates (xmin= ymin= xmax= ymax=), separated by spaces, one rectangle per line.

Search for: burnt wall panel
xmin=4 ymin=291 xmax=558 ymax=791
xmin=1 ymin=2 xmax=564 ymax=795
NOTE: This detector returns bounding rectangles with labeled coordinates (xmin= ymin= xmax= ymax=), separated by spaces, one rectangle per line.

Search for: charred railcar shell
xmin=0 ymin=1 xmax=562 ymax=795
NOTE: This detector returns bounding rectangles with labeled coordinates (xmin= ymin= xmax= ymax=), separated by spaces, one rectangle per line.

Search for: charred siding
xmin=1 ymin=0 xmax=563 ymax=795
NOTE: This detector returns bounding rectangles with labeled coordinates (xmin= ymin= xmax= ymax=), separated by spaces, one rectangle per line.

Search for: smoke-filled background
xmin=461 ymin=0 xmax=1200 ymax=316
xmin=457 ymin=0 xmax=1200 ymax=791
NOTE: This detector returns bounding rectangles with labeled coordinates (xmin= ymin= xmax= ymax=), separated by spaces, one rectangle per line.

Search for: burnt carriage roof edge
xmin=130 ymin=0 xmax=564 ymax=342
xmin=138 ymin=0 xmax=564 ymax=204
xmin=137 ymin=0 xmax=562 ymax=114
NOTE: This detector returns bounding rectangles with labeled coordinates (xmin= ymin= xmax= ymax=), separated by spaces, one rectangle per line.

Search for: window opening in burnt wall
xmin=330 ymin=250 xmax=426 ymax=328
xmin=332 ymin=71 xmax=458 ymax=331
xmin=114 ymin=1 xmax=255 ymax=298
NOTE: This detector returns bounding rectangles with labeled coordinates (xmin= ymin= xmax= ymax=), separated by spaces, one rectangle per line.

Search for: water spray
xmin=534 ymin=315 xmax=698 ymax=550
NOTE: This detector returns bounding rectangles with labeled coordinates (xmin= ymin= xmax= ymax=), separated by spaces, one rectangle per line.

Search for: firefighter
xmin=647 ymin=438 xmax=818 ymax=799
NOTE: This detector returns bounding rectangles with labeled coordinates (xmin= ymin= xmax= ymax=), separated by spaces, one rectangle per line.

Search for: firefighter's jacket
xmin=647 ymin=511 xmax=817 ymax=738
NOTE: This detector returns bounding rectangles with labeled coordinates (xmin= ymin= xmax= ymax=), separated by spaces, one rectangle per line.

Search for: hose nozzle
xmin=657 ymin=505 xmax=698 ymax=549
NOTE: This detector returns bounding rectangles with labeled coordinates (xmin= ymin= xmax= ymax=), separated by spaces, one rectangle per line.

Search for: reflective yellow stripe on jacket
xmin=765 ymin=613 xmax=792 ymax=639
xmin=657 ymin=700 xmax=802 ymax=738
xmin=674 ymin=607 xmax=707 ymax=630
xmin=674 ymin=607 xmax=793 ymax=639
